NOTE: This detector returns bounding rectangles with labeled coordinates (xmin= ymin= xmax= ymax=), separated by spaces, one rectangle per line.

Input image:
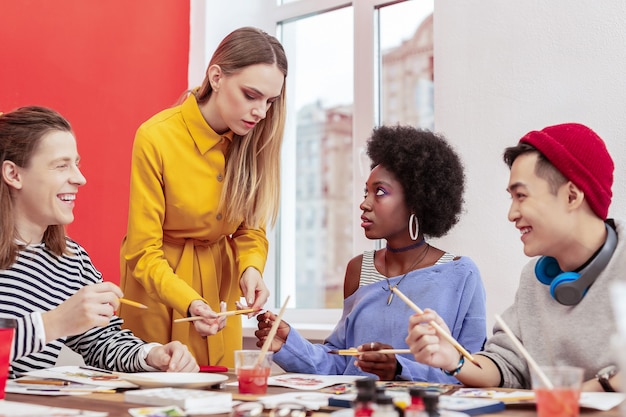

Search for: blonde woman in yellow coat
xmin=119 ymin=27 xmax=288 ymax=367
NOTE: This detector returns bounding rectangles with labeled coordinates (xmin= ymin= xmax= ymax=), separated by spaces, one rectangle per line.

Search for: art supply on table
xmin=373 ymin=395 xmax=399 ymax=417
xmin=199 ymin=365 xmax=229 ymax=373
xmin=391 ymin=286 xmax=482 ymax=369
xmin=26 ymin=388 xmax=116 ymax=394
xmin=439 ymin=395 xmax=506 ymax=416
xmin=25 ymin=365 xmax=136 ymax=389
xmin=78 ymin=365 xmax=114 ymax=374
xmin=125 ymin=387 xmax=232 ymax=410
xmin=16 ymin=379 xmax=71 ymax=386
xmin=452 ymin=388 xmax=535 ymax=403
xmin=404 ymin=388 xmax=427 ymax=417
xmin=352 ymin=378 xmax=377 ymax=417
xmin=1 ymin=399 xmax=108 ymax=416
xmin=423 ymin=392 xmax=440 ymax=417
xmin=128 ymin=406 xmax=185 ymax=417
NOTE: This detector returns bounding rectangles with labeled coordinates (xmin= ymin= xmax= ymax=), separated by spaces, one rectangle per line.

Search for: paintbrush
xmin=391 ymin=286 xmax=482 ymax=369
xmin=119 ymin=298 xmax=148 ymax=309
xmin=174 ymin=308 xmax=259 ymax=323
xmin=255 ymin=295 xmax=290 ymax=367
xmin=328 ymin=348 xmax=412 ymax=356
xmin=17 ymin=379 xmax=71 ymax=386
xmin=494 ymin=314 xmax=552 ymax=388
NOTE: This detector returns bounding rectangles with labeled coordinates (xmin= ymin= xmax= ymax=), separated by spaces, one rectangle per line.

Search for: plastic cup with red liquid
xmin=234 ymin=350 xmax=273 ymax=395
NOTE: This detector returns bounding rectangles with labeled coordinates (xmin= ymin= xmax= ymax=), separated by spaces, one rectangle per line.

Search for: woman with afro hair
xmin=255 ymin=125 xmax=487 ymax=381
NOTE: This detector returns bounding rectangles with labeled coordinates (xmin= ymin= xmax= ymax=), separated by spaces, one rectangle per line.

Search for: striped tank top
xmin=359 ymin=249 xmax=456 ymax=287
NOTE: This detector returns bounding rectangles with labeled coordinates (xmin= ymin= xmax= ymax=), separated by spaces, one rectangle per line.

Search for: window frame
xmin=255 ymin=0 xmax=384 ymax=336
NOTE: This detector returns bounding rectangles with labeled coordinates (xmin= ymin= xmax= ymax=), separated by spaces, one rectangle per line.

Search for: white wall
xmin=195 ymin=0 xmax=626 ymax=335
xmin=188 ymin=0 xmax=275 ymax=88
xmin=432 ymin=0 xmax=626 ymax=332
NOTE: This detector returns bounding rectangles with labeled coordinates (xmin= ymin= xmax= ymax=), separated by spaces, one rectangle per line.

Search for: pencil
xmin=17 ymin=379 xmax=71 ymax=386
xmin=79 ymin=365 xmax=114 ymax=374
xmin=391 ymin=286 xmax=482 ymax=369
xmin=174 ymin=308 xmax=258 ymax=323
xmin=328 ymin=348 xmax=412 ymax=356
xmin=119 ymin=298 xmax=148 ymax=309
xmin=27 ymin=388 xmax=117 ymax=394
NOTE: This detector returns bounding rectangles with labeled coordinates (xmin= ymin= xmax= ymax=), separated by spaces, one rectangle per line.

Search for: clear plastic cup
xmin=531 ymin=366 xmax=583 ymax=417
xmin=234 ymin=350 xmax=273 ymax=395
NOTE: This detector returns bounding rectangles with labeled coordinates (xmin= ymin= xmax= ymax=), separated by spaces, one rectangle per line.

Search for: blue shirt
xmin=273 ymin=255 xmax=487 ymax=382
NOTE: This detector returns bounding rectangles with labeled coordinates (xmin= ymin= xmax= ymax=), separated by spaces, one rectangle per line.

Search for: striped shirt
xmin=0 ymin=238 xmax=154 ymax=378
xmin=359 ymin=249 xmax=456 ymax=286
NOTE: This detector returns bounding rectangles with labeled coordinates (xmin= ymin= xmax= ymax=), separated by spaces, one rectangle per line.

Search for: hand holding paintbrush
xmin=391 ymin=286 xmax=482 ymax=369
xmin=255 ymin=295 xmax=290 ymax=367
xmin=174 ymin=308 xmax=259 ymax=323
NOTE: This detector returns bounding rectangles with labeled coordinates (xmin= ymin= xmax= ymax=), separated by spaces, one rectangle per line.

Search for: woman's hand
xmin=239 ymin=267 xmax=270 ymax=315
xmin=188 ymin=300 xmax=227 ymax=337
xmin=146 ymin=341 xmax=199 ymax=372
xmin=42 ymin=282 xmax=123 ymax=342
xmin=255 ymin=311 xmax=290 ymax=351
xmin=355 ymin=342 xmax=398 ymax=381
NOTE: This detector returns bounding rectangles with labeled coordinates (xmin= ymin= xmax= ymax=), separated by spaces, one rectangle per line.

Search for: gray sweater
xmin=480 ymin=219 xmax=625 ymax=388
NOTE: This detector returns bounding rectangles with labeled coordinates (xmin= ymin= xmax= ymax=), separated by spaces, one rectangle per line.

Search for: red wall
xmin=0 ymin=0 xmax=190 ymax=284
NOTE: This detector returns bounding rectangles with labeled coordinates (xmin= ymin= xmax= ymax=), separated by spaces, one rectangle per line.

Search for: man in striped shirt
xmin=0 ymin=106 xmax=199 ymax=377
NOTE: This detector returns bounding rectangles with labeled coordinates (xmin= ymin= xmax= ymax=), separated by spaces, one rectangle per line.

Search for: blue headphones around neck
xmin=535 ymin=223 xmax=617 ymax=306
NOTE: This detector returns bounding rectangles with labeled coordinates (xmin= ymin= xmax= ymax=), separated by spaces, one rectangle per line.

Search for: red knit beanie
xmin=519 ymin=123 xmax=614 ymax=219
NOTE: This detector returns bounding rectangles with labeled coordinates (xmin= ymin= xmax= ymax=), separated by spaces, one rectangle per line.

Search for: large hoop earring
xmin=408 ymin=214 xmax=419 ymax=241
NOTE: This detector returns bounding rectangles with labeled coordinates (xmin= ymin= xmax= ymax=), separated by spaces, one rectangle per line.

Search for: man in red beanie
xmin=405 ymin=123 xmax=623 ymax=391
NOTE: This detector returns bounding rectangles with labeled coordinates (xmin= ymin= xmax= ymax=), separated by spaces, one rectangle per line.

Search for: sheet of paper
xmin=6 ymin=378 xmax=115 ymax=396
xmin=24 ymin=365 xmax=137 ymax=388
xmin=258 ymin=391 xmax=334 ymax=409
xmin=452 ymin=388 xmax=534 ymax=403
xmin=267 ymin=374 xmax=363 ymax=390
xmin=580 ymin=392 xmax=625 ymax=411
xmin=0 ymin=400 xmax=108 ymax=416
xmin=226 ymin=373 xmax=363 ymax=391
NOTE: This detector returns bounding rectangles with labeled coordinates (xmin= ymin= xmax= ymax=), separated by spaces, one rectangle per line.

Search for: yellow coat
xmin=119 ymin=95 xmax=268 ymax=367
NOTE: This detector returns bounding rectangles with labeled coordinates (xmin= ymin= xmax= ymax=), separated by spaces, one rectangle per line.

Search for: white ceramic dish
xmin=117 ymin=372 xmax=228 ymax=389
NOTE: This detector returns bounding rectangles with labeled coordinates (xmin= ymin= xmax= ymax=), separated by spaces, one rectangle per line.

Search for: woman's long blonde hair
xmin=195 ymin=27 xmax=288 ymax=229
xmin=0 ymin=106 xmax=72 ymax=269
